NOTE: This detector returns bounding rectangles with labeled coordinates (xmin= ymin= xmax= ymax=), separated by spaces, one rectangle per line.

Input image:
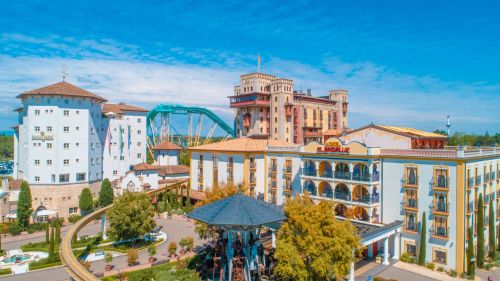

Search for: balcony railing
xmin=468 ymin=202 xmax=474 ymax=214
xmin=404 ymin=198 xmax=418 ymax=209
xmin=476 ymin=175 xmax=482 ymax=186
xmin=432 ymin=225 xmax=449 ymax=239
xmin=303 ymin=168 xmax=317 ymax=177
xmin=433 ymin=176 xmax=449 ymax=189
xmin=353 ymin=194 xmax=380 ymax=204
xmin=492 ymin=172 xmax=496 ymax=181
xmin=352 ymin=173 xmax=371 ymax=182
xmin=249 ymin=162 xmax=256 ymax=170
xmin=485 ymin=173 xmax=490 ymax=182
xmin=433 ymin=202 xmax=449 ymax=214
xmin=467 ymin=177 xmax=474 ymax=189
xmin=404 ymin=176 xmax=418 ymax=186
xmin=320 ymin=191 xmax=334 ymax=199
xmin=334 ymin=192 xmax=350 ymax=201
xmin=319 ymin=170 xmax=333 ymax=178
xmin=404 ymin=222 xmax=417 ymax=232
xmin=285 ymin=166 xmax=293 ymax=174
xmin=334 ymin=171 xmax=351 ymax=180
xmin=270 ymin=165 xmax=278 ymax=173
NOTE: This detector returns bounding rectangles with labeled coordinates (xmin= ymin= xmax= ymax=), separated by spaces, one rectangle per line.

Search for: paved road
xmin=376 ymin=266 xmax=439 ymax=281
xmin=0 ymin=215 xmax=205 ymax=280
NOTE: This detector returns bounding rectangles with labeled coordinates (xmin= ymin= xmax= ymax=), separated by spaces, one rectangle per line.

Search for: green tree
xmin=99 ymin=178 xmax=114 ymax=207
xmin=55 ymin=222 xmax=61 ymax=244
xmin=179 ymin=149 xmax=190 ymax=166
xmin=418 ymin=212 xmax=426 ymax=266
xmin=477 ymin=194 xmax=485 ymax=268
xmin=467 ymin=227 xmax=475 ymax=276
xmin=489 ymin=199 xmax=496 ymax=258
xmin=17 ymin=181 xmax=33 ymax=228
xmin=185 ymin=186 xmax=191 ymax=211
xmin=48 ymin=225 xmax=55 ymax=260
xmin=79 ymin=188 xmax=94 ymax=216
xmin=107 ymin=192 xmax=156 ymax=241
xmin=274 ymin=194 xmax=360 ymax=280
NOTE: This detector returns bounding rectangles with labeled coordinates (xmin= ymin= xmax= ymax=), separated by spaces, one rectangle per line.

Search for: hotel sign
xmin=32 ymin=132 xmax=54 ymax=141
xmin=317 ymin=140 xmax=350 ymax=153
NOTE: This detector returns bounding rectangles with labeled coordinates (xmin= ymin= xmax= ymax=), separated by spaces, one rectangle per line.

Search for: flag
xmin=127 ymin=125 xmax=131 ymax=156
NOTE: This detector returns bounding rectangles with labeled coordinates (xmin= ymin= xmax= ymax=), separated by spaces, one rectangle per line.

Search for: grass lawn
xmin=101 ymin=260 xmax=200 ymax=281
xmin=21 ymin=241 xmax=59 ymax=253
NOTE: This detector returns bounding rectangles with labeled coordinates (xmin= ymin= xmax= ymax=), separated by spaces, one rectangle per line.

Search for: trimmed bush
xmin=127 ymin=249 xmax=139 ymax=266
xmin=425 ymin=262 xmax=435 ymax=270
xmin=168 ymin=242 xmax=177 ymax=256
xmin=0 ymin=268 xmax=12 ymax=276
xmin=448 ymin=269 xmax=457 ymax=277
xmin=8 ymin=222 xmax=22 ymax=236
xmin=27 ymin=222 xmax=48 ymax=234
xmin=68 ymin=214 xmax=82 ymax=224
xmin=437 ymin=266 xmax=445 ymax=272
xmin=400 ymin=252 xmax=416 ymax=263
xmin=484 ymin=263 xmax=493 ymax=271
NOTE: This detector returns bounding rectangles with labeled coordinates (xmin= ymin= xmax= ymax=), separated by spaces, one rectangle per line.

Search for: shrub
xmin=128 ymin=268 xmax=153 ymax=281
xmin=168 ymin=242 xmax=177 ymax=256
xmin=484 ymin=263 xmax=493 ymax=271
xmin=400 ymin=252 xmax=416 ymax=263
xmin=147 ymin=244 xmax=157 ymax=257
xmin=27 ymin=222 xmax=48 ymax=234
xmin=185 ymin=236 xmax=194 ymax=251
xmin=8 ymin=222 xmax=22 ymax=235
xmin=127 ymin=249 xmax=139 ymax=265
xmin=68 ymin=214 xmax=82 ymax=224
xmin=425 ymin=262 xmax=435 ymax=270
xmin=448 ymin=269 xmax=457 ymax=277
xmin=437 ymin=266 xmax=445 ymax=272
xmin=105 ymin=252 xmax=113 ymax=264
xmin=0 ymin=268 xmax=12 ymax=276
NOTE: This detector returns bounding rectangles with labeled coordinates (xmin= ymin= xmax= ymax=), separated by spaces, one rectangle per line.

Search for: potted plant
xmin=168 ymin=241 xmax=177 ymax=257
xmin=127 ymin=249 xmax=139 ymax=266
xmin=104 ymin=252 xmax=113 ymax=271
xmin=147 ymin=244 xmax=157 ymax=263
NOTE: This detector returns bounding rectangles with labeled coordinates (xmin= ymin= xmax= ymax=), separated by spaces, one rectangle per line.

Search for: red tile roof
xmin=158 ymin=165 xmax=189 ymax=176
xmin=132 ymin=162 xmax=159 ymax=171
xmin=17 ymin=81 xmax=107 ymax=102
xmin=8 ymin=179 xmax=23 ymax=190
xmin=152 ymin=141 xmax=182 ymax=151
xmin=102 ymin=103 xmax=148 ymax=114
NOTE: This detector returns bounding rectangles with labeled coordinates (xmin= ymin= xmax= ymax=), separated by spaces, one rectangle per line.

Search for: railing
xmin=335 ymin=171 xmax=351 ymax=180
xmin=467 ymin=177 xmax=474 ymax=189
xmin=352 ymin=173 xmax=371 ymax=182
xmin=485 ymin=173 xmax=490 ymax=182
xmin=403 ymin=176 xmax=418 ymax=186
xmin=405 ymin=198 xmax=418 ymax=209
xmin=285 ymin=166 xmax=293 ymax=174
xmin=433 ymin=202 xmax=449 ymax=214
xmin=476 ymin=175 xmax=482 ymax=186
xmin=32 ymin=132 xmax=54 ymax=141
xmin=303 ymin=168 xmax=317 ymax=177
xmin=270 ymin=165 xmax=277 ymax=173
xmin=335 ymin=192 xmax=350 ymax=201
xmin=319 ymin=170 xmax=333 ymax=178
xmin=433 ymin=176 xmax=449 ymax=189
xmin=468 ymin=202 xmax=474 ymax=214
xmin=432 ymin=225 xmax=449 ymax=239
xmin=320 ymin=191 xmax=334 ymax=199
xmin=353 ymin=194 xmax=379 ymax=204
xmin=404 ymin=222 xmax=417 ymax=232
xmin=492 ymin=172 xmax=496 ymax=181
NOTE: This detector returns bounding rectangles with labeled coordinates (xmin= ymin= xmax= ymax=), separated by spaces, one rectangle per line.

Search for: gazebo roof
xmin=187 ymin=193 xmax=285 ymax=229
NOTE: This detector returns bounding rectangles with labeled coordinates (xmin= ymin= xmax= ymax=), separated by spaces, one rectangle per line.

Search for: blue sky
xmin=1 ymin=0 xmax=499 ymax=133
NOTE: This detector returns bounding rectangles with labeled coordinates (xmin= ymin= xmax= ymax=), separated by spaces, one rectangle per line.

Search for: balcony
xmin=432 ymin=176 xmax=449 ymax=191
xmin=270 ymin=181 xmax=277 ymax=190
xmin=284 ymin=166 xmax=293 ymax=174
xmin=352 ymin=173 xmax=371 ymax=182
xmin=404 ymin=198 xmax=418 ymax=210
xmin=249 ymin=162 xmax=256 ymax=171
xmin=404 ymin=222 xmax=418 ymax=233
xmin=334 ymin=171 xmax=351 ymax=180
xmin=467 ymin=177 xmax=474 ymax=189
xmin=303 ymin=168 xmax=317 ymax=177
xmin=334 ymin=192 xmax=350 ymax=201
xmin=475 ymin=175 xmax=482 ymax=186
xmin=270 ymin=165 xmax=278 ymax=174
xmin=467 ymin=202 xmax=474 ymax=215
xmin=433 ymin=202 xmax=449 ymax=215
xmin=353 ymin=194 xmax=380 ymax=205
xmin=320 ymin=190 xmax=334 ymax=199
xmin=32 ymin=132 xmax=54 ymax=141
xmin=319 ymin=170 xmax=333 ymax=178
xmin=229 ymin=94 xmax=270 ymax=108
xmin=432 ymin=225 xmax=449 ymax=239
xmin=404 ymin=175 xmax=418 ymax=186
xmin=485 ymin=173 xmax=490 ymax=182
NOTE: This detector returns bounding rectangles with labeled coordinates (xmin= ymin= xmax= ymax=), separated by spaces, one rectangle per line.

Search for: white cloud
xmin=1 ymin=34 xmax=499 ymax=133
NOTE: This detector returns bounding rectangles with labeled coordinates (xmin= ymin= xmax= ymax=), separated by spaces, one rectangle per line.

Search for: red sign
xmin=317 ymin=141 xmax=350 ymax=153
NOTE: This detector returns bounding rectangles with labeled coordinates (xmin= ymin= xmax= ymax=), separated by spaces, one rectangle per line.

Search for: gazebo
xmin=188 ymin=193 xmax=285 ymax=281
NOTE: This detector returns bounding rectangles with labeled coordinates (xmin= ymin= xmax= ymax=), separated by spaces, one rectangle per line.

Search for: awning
xmin=6 ymin=213 xmax=16 ymax=219
xmin=36 ymin=210 xmax=58 ymax=216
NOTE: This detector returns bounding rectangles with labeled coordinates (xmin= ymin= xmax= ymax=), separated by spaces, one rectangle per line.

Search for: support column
xmin=272 ymin=230 xmax=276 ymax=248
xmin=367 ymin=243 xmax=373 ymax=258
xmin=383 ymin=237 xmax=389 ymax=265
xmin=315 ymin=160 xmax=319 ymax=177
xmin=348 ymin=249 xmax=355 ymax=281
xmin=392 ymin=233 xmax=400 ymax=260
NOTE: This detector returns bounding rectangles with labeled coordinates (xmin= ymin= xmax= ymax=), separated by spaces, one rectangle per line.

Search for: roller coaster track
xmin=60 ymin=180 xmax=189 ymax=281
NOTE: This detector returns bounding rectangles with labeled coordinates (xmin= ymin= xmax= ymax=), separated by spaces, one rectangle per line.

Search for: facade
xmin=12 ymin=81 xmax=147 ymax=218
xmin=189 ymin=127 xmax=500 ymax=274
xmin=229 ymin=72 xmax=348 ymax=145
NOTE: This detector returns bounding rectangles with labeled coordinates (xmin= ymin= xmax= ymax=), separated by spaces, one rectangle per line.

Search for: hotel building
xmin=229 ymin=72 xmax=348 ymax=145
xmin=189 ymin=124 xmax=500 ymax=275
xmin=12 ymin=81 xmax=147 ymax=218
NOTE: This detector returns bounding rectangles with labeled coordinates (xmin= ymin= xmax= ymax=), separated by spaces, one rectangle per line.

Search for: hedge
xmin=0 ymin=268 xmax=12 ymax=276
xmin=29 ymin=261 xmax=62 ymax=271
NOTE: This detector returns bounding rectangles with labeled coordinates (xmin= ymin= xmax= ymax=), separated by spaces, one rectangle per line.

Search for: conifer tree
xmin=468 ymin=227 xmax=475 ymax=276
xmin=56 ymin=222 xmax=61 ymax=244
xmin=418 ymin=212 xmax=426 ymax=266
xmin=186 ymin=186 xmax=191 ymax=210
xmin=48 ymin=226 xmax=55 ymax=260
xmin=99 ymin=178 xmax=114 ymax=207
xmin=477 ymin=194 xmax=485 ymax=268
xmin=489 ymin=199 xmax=496 ymax=258
xmin=79 ymin=188 xmax=94 ymax=215
xmin=45 ymin=224 xmax=49 ymax=244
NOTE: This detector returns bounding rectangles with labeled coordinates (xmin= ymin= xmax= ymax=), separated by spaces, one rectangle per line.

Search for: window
xmin=76 ymin=173 xmax=86 ymax=181
xmin=35 ymin=176 xmax=40 ymax=182
xmin=76 ymin=158 xmax=79 ymax=163
xmin=137 ymin=142 xmax=142 ymax=147
xmin=137 ymin=153 xmax=142 ymax=159
xmin=34 ymin=110 xmax=40 ymax=116
xmin=404 ymin=212 xmax=417 ymax=231
xmin=63 ymin=159 xmax=69 ymax=165
xmin=433 ymin=249 xmax=447 ymax=264
xmin=91 ymin=128 xmax=94 ymax=134
xmin=35 ymin=126 xmax=40 ymax=132
xmin=64 ymin=143 xmax=69 ymax=149
xmin=59 ymin=174 xmax=70 ymax=182
xmin=91 ymin=158 xmax=94 ymax=164
xmin=64 ymin=99 xmax=69 ymax=104
xmin=113 ymin=170 xmax=118 ymax=176
xmin=137 ymin=118 xmax=141 ymax=123
xmin=76 ymin=126 xmax=80 ymax=131
xmin=34 ymin=159 xmax=40 ymax=165
xmin=405 ymin=243 xmax=417 ymax=257
xmin=405 ymin=166 xmax=418 ymax=185
xmin=47 ymin=143 xmax=52 ymax=149
xmin=90 ymin=143 xmax=94 ymax=149
xmin=76 ymin=110 xmax=79 ymax=115
xmin=47 ymin=126 xmax=52 ymax=132
xmin=69 ymin=207 xmax=78 ymax=214
xmin=47 ymin=160 xmax=52 ymax=165
xmin=63 ymin=126 xmax=69 ymax=132
xmin=120 ymin=156 xmax=125 ymax=160
xmin=137 ymin=130 xmax=142 ymax=135
xmin=76 ymin=143 xmax=79 ymax=147
xmin=64 ymin=110 xmax=69 ymax=116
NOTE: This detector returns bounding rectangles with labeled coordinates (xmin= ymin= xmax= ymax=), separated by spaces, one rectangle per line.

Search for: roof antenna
xmin=446 ymin=115 xmax=451 ymax=136
xmin=62 ymin=65 xmax=68 ymax=82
